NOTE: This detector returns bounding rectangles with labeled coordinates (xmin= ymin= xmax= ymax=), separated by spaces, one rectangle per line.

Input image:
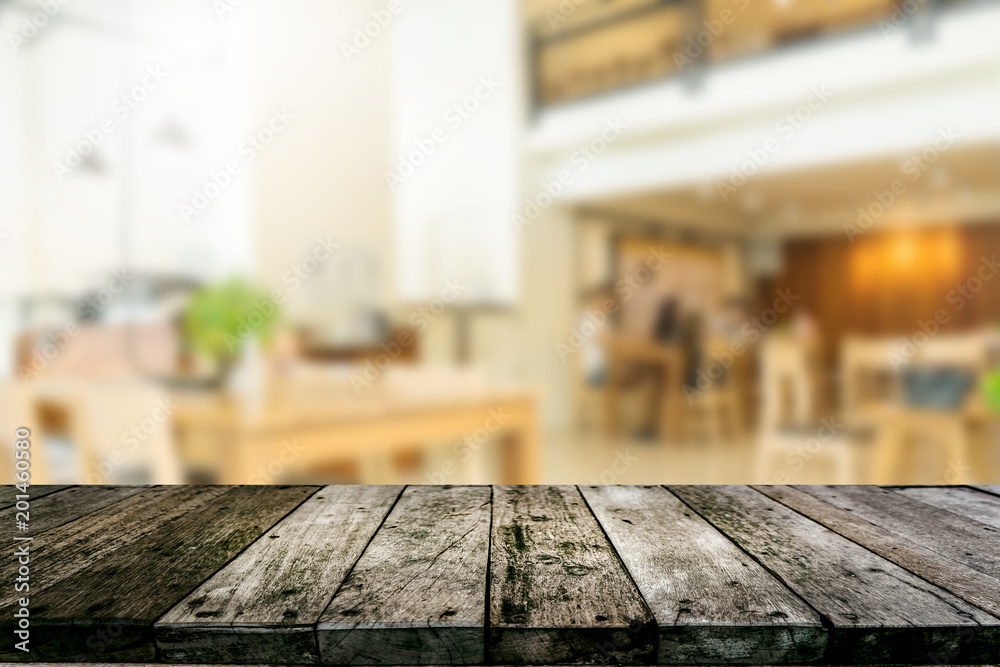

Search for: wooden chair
xmin=602 ymin=333 xmax=686 ymax=441
xmin=756 ymin=334 xmax=855 ymax=482
xmin=681 ymin=337 xmax=747 ymax=443
xmin=15 ymin=379 xmax=184 ymax=484
xmin=840 ymin=337 xmax=900 ymax=429
xmin=0 ymin=384 xmax=47 ymax=484
xmin=869 ymin=333 xmax=996 ymax=484
xmin=81 ymin=381 xmax=185 ymax=484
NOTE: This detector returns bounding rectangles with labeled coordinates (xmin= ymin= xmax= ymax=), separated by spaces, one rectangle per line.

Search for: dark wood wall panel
xmin=758 ymin=225 xmax=1000 ymax=362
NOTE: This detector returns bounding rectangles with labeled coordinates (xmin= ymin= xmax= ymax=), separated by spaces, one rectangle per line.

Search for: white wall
xmin=248 ymin=0 xmax=397 ymax=324
xmin=389 ymin=0 xmax=523 ymax=307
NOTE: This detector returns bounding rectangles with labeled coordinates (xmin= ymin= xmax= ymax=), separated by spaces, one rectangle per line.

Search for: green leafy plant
xmin=984 ymin=369 xmax=1000 ymax=413
xmin=183 ymin=278 xmax=279 ymax=367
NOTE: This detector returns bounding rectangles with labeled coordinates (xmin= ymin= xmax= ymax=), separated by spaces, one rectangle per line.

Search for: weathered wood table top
xmin=3 ymin=484 xmax=1000 ymax=665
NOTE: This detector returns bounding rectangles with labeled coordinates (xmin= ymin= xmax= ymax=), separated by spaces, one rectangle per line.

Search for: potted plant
xmin=182 ymin=278 xmax=280 ymax=389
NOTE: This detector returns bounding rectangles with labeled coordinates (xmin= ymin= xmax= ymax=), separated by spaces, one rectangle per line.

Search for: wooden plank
xmin=156 ymin=485 xmax=402 ymax=665
xmin=0 ymin=484 xmax=73 ymax=509
xmin=797 ymin=485 xmax=1000 ymax=580
xmin=318 ymin=485 xmax=492 ymax=665
xmin=0 ymin=486 xmax=232 ymax=609
xmin=0 ymin=485 xmax=318 ymax=663
xmin=970 ymin=484 xmax=1000 ymax=498
xmin=580 ymin=485 xmax=826 ymax=664
xmin=0 ymin=485 xmax=148 ymax=536
xmin=489 ymin=485 xmax=656 ymax=665
xmin=755 ymin=485 xmax=1000 ymax=619
xmin=894 ymin=486 xmax=1000 ymax=529
xmin=669 ymin=485 xmax=1000 ymax=664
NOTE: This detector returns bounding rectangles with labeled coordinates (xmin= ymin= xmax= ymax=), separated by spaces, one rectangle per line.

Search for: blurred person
xmin=579 ymin=284 xmax=617 ymax=388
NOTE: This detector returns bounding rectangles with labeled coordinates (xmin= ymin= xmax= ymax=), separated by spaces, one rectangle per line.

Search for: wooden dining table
xmin=169 ymin=367 xmax=542 ymax=485
xmin=4 ymin=483 xmax=999 ymax=665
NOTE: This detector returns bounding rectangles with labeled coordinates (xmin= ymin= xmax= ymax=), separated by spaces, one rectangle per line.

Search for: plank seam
xmin=29 ymin=485 xmax=158 ymax=540
xmin=312 ymin=484 xmax=408 ymax=662
xmin=664 ymin=485 xmax=835 ymax=634
xmin=150 ymin=485 xmax=324 ymax=662
xmin=967 ymin=485 xmax=1000 ymax=500
xmin=484 ymin=484 xmax=494 ymax=666
xmin=772 ymin=485 xmax=1000 ymax=624
xmin=884 ymin=485 xmax=1000 ymax=530
xmin=0 ymin=484 xmax=77 ymax=511
xmin=575 ymin=485 xmax=659 ymax=636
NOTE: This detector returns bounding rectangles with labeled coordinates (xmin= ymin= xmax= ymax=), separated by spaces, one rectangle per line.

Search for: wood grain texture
xmin=0 ymin=484 xmax=72 ymax=509
xmin=894 ymin=486 xmax=1000 ymax=529
xmin=9 ymin=484 xmax=1000 ymax=666
xmin=0 ymin=486 xmax=232 ymax=608
xmin=489 ymin=485 xmax=656 ymax=665
xmin=318 ymin=485 xmax=492 ymax=665
xmin=755 ymin=485 xmax=1000 ymax=619
xmin=0 ymin=485 xmax=318 ymax=663
xmin=156 ymin=485 xmax=402 ymax=665
xmin=669 ymin=485 xmax=1000 ymax=665
xmin=580 ymin=485 xmax=825 ymax=664
xmin=0 ymin=486 xmax=232 ymax=610
xmin=797 ymin=485 xmax=1000 ymax=580
xmin=0 ymin=485 xmax=148 ymax=536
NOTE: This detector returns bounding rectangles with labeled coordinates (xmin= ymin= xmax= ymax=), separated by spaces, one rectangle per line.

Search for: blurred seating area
xmin=1 ymin=0 xmax=999 ymax=486
xmin=1 ymin=298 xmax=540 ymax=485
xmin=567 ymin=223 xmax=1000 ymax=484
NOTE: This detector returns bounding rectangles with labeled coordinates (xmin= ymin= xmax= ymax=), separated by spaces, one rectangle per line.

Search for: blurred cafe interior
xmin=1 ymin=0 xmax=999 ymax=486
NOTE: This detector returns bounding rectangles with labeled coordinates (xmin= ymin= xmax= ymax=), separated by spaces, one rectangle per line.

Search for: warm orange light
xmin=888 ymin=231 xmax=919 ymax=270
xmin=849 ymin=227 xmax=964 ymax=289
xmin=849 ymin=240 xmax=878 ymax=289
xmin=929 ymin=228 xmax=962 ymax=281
